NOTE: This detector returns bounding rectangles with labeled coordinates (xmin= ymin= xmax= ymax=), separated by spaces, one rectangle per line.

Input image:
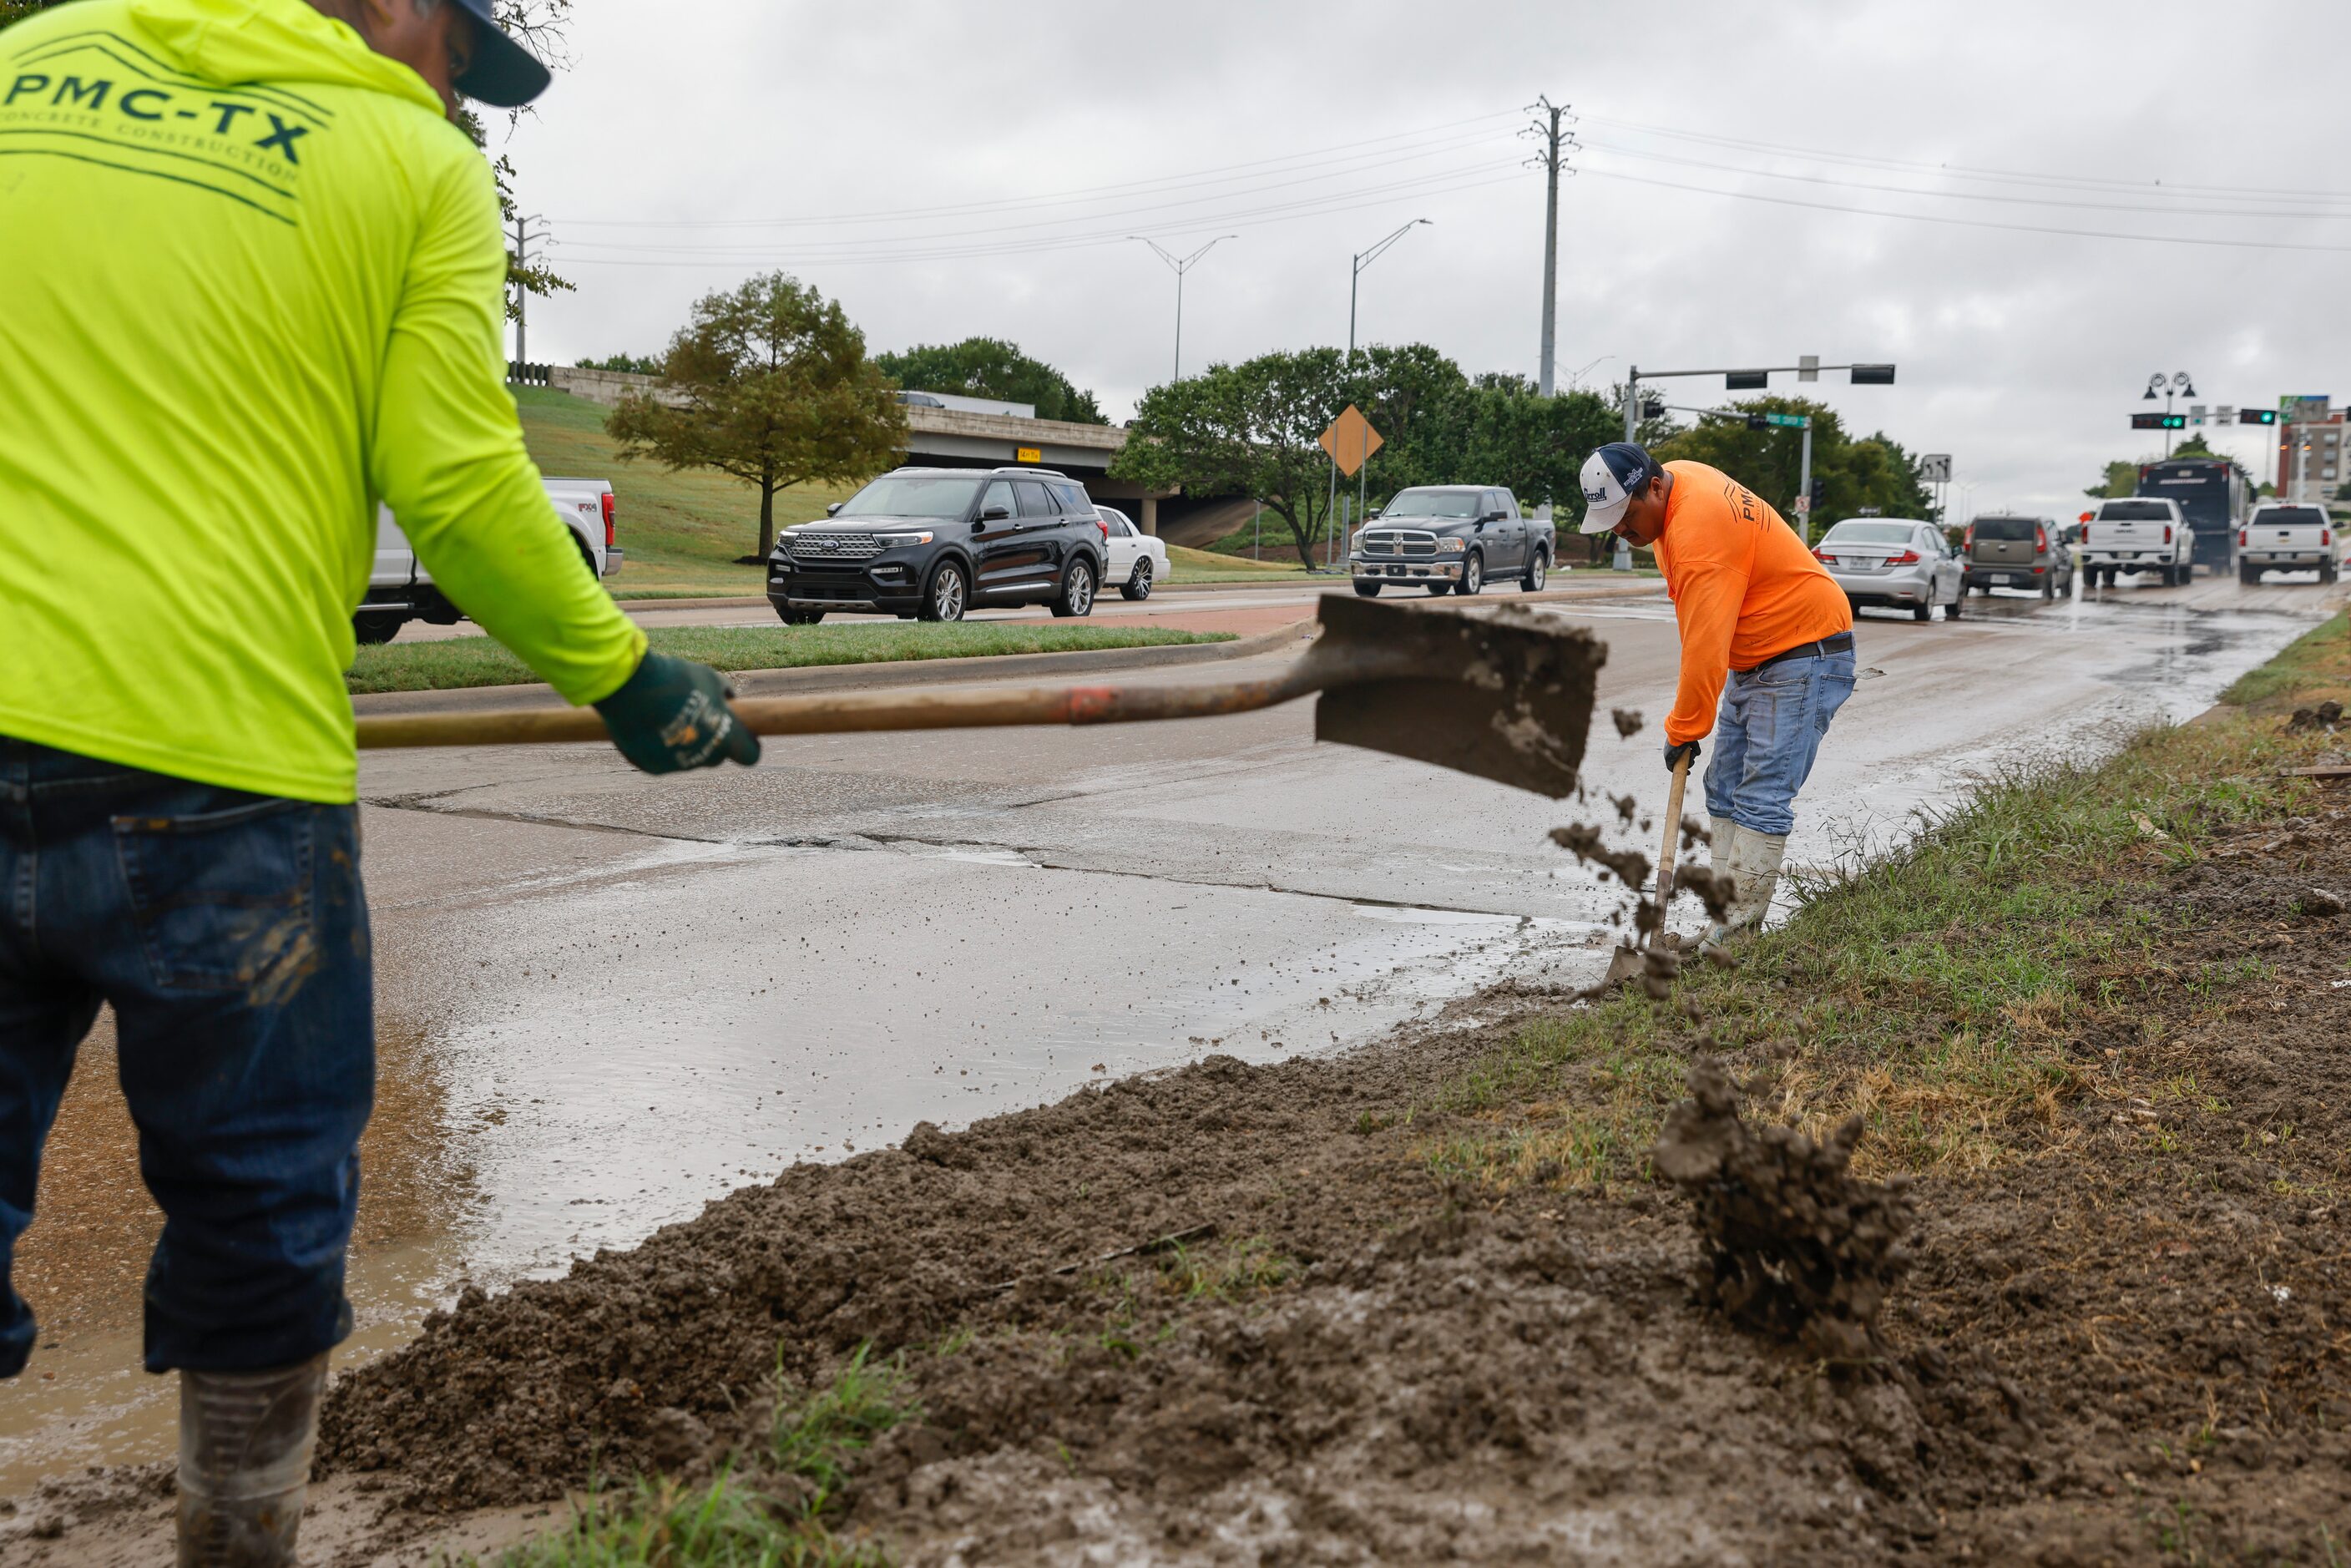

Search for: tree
xmin=574 ymin=352 xmax=663 ymax=375
xmin=874 ymin=338 xmax=1107 ymax=424
xmin=2086 ymin=460 xmax=2136 ymax=499
xmin=1651 ymin=397 xmax=1933 ymax=527
xmin=1404 ymin=373 xmax=1620 ymax=522
xmin=1113 ymin=348 xmax=1352 ymax=567
xmin=607 ymin=272 xmax=906 ymax=559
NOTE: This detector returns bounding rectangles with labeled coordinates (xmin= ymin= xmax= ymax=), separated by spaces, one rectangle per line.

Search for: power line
xmin=549 ymin=110 xmax=1522 ymax=230
xmin=1580 ymin=112 xmax=2351 ymax=208
xmin=1579 ymin=164 xmax=2351 ymax=253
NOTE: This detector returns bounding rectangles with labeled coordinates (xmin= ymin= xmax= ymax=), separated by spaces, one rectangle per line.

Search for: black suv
xmin=767 ymin=466 xmax=1109 ymax=624
xmin=1349 ymin=485 xmax=1549 ymax=597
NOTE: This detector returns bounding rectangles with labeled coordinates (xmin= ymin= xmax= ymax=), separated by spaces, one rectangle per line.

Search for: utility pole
xmin=1522 ymin=97 xmax=1576 ymax=397
xmin=1131 ymin=235 xmax=1236 ymax=382
xmin=508 ymin=214 xmax=549 ymax=382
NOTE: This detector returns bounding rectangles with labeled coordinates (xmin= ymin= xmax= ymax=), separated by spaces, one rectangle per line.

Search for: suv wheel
xmin=779 ymin=606 xmax=826 ymax=625
xmin=1354 ymin=579 xmax=1383 ymax=597
xmin=1120 ymin=558 xmax=1154 ymax=601
xmin=920 ymin=560 xmax=968 ymax=622
xmin=353 ymin=613 xmax=404 ymax=645
xmin=1051 ymin=556 xmax=1096 ymax=618
xmin=1520 ymin=549 xmax=1548 ymax=592
xmin=1454 ymin=552 xmax=1484 ymax=596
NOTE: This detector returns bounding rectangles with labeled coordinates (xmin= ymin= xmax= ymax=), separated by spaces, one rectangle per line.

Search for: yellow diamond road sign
xmin=1319 ymin=404 xmax=1383 ymax=478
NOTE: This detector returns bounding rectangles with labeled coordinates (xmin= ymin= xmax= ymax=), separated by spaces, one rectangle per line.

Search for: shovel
xmin=1600 ymin=750 xmax=1691 ymax=989
xmin=355 ymin=595 xmax=1606 ymax=798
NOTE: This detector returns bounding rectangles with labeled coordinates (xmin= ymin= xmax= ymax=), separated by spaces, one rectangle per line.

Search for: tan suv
xmin=1960 ymin=513 xmax=2072 ymax=600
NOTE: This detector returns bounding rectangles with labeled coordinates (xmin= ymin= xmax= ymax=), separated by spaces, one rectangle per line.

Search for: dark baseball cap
xmin=448 ymin=0 xmax=553 ymax=108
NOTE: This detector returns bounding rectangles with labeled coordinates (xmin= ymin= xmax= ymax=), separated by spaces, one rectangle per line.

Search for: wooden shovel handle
xmin=1652 ymin=752 xmax=1691 ymax=913
xmin=353 ymin=669 xmax=1319 ymax=750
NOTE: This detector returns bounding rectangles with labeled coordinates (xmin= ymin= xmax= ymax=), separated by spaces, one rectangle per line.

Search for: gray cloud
xmin=503 ymin=0 xmax=2345 ymax=517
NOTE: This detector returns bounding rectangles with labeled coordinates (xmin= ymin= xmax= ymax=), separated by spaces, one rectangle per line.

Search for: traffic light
xmin=2131 ymin=412 xmax=2186 ymax=431
xmin=1726 ymin=370 xmax=1768 ymax=391
xmin=2238 ymin=407 xmax=2278 ymax=426
xmin=1810 ymin=477 xmax=1827 ymax=505
xmin=1849 ymin=364 xmax=1897 ymax=385
xmin=1641 ymin=398 xmax=1666 ymax=420
xmin=1745 ymin=413 xmax=1770 ymax=430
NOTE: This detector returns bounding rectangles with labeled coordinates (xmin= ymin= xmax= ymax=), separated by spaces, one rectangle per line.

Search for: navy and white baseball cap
xmin=450 ymin=0 xmax=554 ymax=108
xmin=1577 ymin=443 xmax=1660 ymax=534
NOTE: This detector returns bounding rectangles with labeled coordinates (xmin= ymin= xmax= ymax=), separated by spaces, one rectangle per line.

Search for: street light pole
xmin=1131 ymin=235 xmax=1236 ymax=382
xmin=1332 ymin=218 xmax=1431 ymax=566
xmin=2145 ymin=370 xmax=2196 ymax=460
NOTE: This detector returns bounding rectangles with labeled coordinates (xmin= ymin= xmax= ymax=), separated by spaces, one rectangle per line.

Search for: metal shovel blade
xmin=1311 ymin=595 xmax=1604 ymax=798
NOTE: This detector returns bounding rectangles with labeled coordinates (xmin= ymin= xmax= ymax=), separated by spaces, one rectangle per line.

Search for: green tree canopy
xmin=2086 ymin=460 xmax=2137 ymax=499
xmin=1650 ymin=397 xmax=1934 ymax=531
xmin=574 ymin=352 xmax=664 ymax=375
xmin=608 ymin=272 xmax=906 ymax=559
xmin=874 ymin=337 xmax=1107 ymax=424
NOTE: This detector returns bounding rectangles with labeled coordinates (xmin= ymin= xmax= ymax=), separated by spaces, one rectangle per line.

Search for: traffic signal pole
xmin=1797 ymin=422 xmax=1813 ymax=544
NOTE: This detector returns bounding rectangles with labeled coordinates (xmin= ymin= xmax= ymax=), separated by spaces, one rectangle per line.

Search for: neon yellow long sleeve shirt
xmin=0 ymin=0 xmax=644 ymax=803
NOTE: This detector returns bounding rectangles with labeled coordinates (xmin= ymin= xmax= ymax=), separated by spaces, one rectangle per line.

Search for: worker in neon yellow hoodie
xmin=0 ymin=0 xmax=755 ymax=1557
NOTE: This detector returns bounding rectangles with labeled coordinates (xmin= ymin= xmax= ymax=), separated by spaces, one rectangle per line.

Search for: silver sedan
xmin=1811 ymin=518 xmax=1964 ymax=622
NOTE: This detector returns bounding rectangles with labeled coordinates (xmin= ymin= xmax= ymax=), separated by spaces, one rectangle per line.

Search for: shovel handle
xmin=1652 ymin=751 xmax=1691 ymax=913
xmin=353 ymin=670 xmax=1318 ymax=750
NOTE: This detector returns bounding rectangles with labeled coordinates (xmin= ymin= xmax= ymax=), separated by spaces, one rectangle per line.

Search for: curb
xmin=604 ymin=574 xmax=1666 ymax=615
xmin=349 ymin=620 xmax=1316 ymax=717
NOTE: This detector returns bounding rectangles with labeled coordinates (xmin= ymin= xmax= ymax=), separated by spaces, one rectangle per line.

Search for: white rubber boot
xmin=176 ymin=1354 xmax=327 ymax=1567
xmin=1696 ymin=818 xmax=1745 ymax=953
xmin=1726 ymin=831 xmax=1788 ymax=938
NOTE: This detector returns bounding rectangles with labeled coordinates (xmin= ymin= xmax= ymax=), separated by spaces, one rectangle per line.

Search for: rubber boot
xmin=1725 ymin=832 xmax=1789 ymax=939
xmin=1696 ymin=818 xmax=1745 ymax=954
xmin=177 ymin=1353 xmax=327 ymax=1567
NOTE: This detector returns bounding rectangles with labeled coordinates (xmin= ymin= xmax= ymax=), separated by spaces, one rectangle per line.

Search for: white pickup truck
xmin=356 ymin=477 xmax=621 ymax=643
xmin=2079 ymin=496 xmax=2192 ymax=589
xmin=2237 ymin=502 xmax=2338 ymax=585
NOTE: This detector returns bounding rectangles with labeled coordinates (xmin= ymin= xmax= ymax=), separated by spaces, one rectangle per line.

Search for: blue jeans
xmin=1702 ymin=650 xmax=1857 ymax=837
xmin=0 ymin=740 xmax=371 ymax=1376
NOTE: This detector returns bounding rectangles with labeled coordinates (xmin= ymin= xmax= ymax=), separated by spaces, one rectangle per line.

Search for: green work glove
xmin=593 ymin=652 xmax=761 ymax=774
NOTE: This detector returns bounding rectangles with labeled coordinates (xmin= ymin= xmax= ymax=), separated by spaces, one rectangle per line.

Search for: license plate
xmin=1990 ymin=574 xmax=2014 ymax=584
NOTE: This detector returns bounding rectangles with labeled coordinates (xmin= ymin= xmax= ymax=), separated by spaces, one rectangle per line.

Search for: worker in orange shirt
xmin=1577 ymin=443 xmax=1855 ymax=952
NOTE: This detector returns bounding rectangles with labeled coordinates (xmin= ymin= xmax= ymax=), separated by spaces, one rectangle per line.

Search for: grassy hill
xmin=516 ymin=387 xmax=857 ymax=599
xmin=515 ymin=387 xmax=1327 ymax=595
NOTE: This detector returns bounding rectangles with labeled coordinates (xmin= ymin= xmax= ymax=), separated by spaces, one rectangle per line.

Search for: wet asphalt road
xmin=4 ymin=568 xmax=2341 ymax=1489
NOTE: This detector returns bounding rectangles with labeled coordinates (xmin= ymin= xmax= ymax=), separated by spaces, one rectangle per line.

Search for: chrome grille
xmin=1361 ymin=529 xmax=1438 ymax=559
xmin=788 ymin=532 xmax=883 ymax=563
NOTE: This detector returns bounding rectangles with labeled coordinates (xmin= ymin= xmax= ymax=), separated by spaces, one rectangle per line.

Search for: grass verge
xmin=483 ymin=1348 xmax=916 ymax=1567
xmin=1414 ymin=606 xmax=2350 ymax=1191
xmin=349 ymin=623 xmax=1236 ymax=695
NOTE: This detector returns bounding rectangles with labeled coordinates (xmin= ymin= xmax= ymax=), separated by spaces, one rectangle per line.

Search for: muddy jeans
xmin=0 ymin=739 xmax=370 ymax=1377
xmin=1702 ymin=649 xmax=1858 ymax=837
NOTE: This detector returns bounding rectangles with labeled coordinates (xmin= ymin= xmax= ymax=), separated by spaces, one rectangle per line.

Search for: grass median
xmin=347 ymin=622 xmax=1236 ymax=695
xmin=1415 ymin=607 xmax=2351 ymax=1191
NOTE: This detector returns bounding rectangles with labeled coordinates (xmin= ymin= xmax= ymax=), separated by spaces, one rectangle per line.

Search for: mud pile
xmin=1655 ymin=1059 xmax=1915 ymax=1362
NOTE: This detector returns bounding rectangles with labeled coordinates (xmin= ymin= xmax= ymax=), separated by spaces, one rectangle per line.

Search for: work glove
xmin=1663 ymin=740 xmax=1701 ymax=774
xmin=594 ymin=652 xmax=761 ymax=774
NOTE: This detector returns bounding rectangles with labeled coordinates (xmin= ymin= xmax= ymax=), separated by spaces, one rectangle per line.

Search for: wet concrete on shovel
xmin=1 ymin=571 xmax=2335 ymax=1497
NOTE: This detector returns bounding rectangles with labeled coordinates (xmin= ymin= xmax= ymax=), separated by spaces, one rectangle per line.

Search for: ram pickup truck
xmin=2237 ymin=502 xmax=2338 ymax=585
xmin=2079 ymin=496 xmax=2192 ymax=589
xmin=355 ymin=477 xmax=620 ymax=643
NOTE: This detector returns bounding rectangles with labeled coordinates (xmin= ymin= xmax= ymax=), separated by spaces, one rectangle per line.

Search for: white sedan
xmin=1096 ymin=506 xmax=1169 ymax=600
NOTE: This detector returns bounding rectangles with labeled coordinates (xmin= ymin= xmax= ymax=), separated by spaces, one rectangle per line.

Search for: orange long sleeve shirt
xmin=1651 ymin=461 xmax=1853 ymax=746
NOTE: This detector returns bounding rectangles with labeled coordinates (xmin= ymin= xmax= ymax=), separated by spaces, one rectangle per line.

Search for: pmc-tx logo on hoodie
xmin=1 ymin=31 xmax=327 ymax=225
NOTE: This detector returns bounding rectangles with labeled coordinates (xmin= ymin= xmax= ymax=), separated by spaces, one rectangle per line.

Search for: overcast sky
xmin=501 ymin=1 xmax=2348 ymax=518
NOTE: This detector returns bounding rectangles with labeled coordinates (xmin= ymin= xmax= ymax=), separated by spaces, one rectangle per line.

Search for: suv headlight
xmin=1435 ymin=537 xmax=1466 ymax=554
xmin=872 ymin=531 xmax=933 ymax=547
